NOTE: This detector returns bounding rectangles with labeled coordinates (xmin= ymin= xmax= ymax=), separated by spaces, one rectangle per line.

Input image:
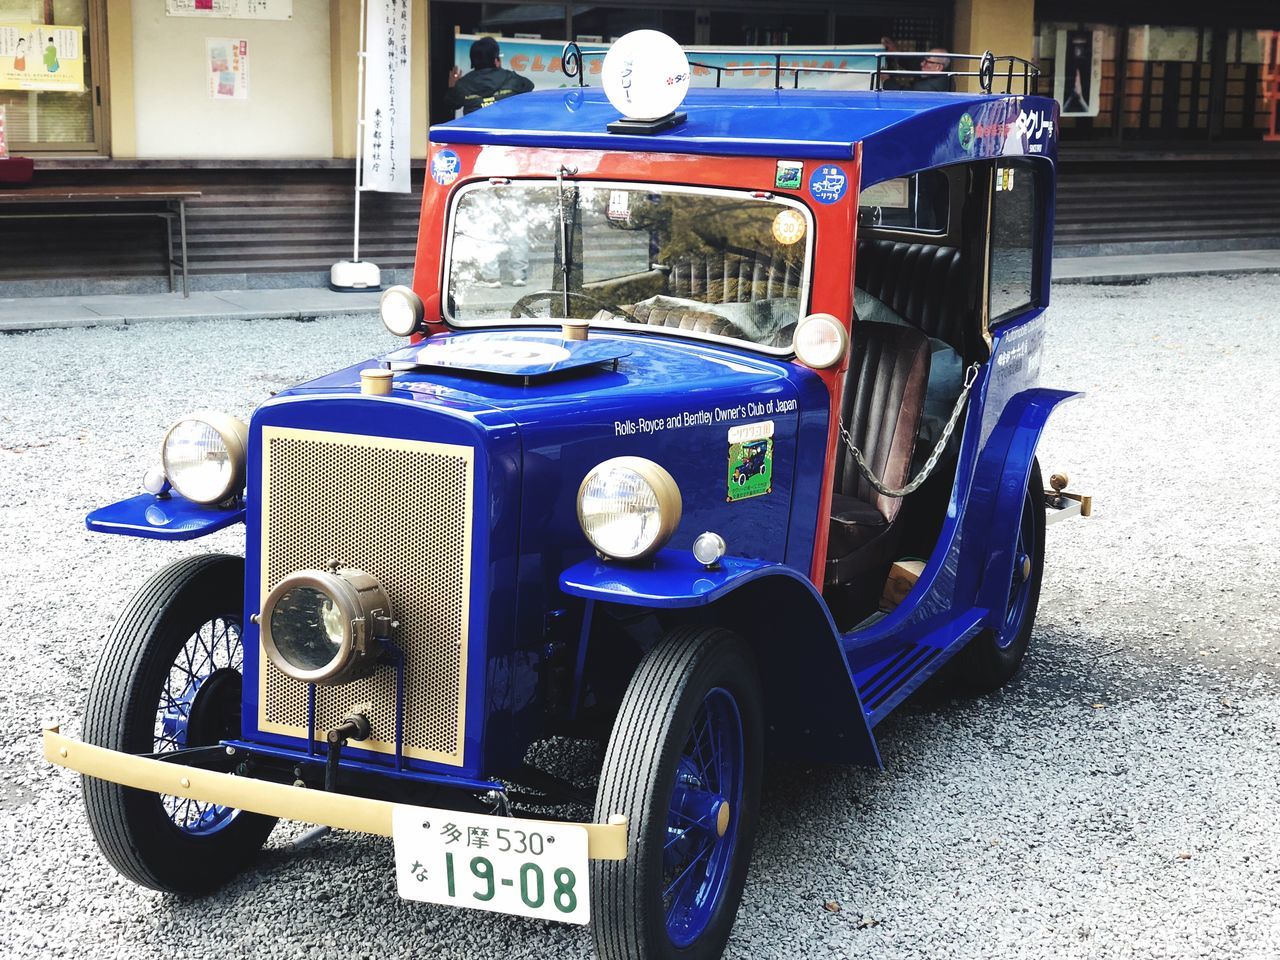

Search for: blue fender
xmin=969 ymin=387 xmax=1081 ymax=623
xmin=86 ymin=493 xmax=245 ymax=541
xmin=560 ymin=550 xmax=881 ymax=767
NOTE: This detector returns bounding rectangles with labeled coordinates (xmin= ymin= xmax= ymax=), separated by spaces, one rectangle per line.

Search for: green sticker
xmin=775 ymin=160 xmax=803 ymax=190
xmin=957 ymin=113 xmax=975 ymax=150
xmin=727 ymin=422 xmax=774 ymax=501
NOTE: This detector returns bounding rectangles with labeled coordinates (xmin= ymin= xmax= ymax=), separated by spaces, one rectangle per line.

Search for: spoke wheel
xmin=83 ymin=554 xmax=275 ymax=894
xmin=952 ymin=460 xmax=1046 ymax=694
xmin=592 ymin=625 xmax=762 ymax=960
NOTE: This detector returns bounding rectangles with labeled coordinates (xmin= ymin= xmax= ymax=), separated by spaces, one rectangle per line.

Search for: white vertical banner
xmin=361 ymin=0 xmax=411 ymax=193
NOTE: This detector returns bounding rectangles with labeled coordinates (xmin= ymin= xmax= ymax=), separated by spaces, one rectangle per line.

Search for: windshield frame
xmin=440 ymin=178 xmax=816 ymax=356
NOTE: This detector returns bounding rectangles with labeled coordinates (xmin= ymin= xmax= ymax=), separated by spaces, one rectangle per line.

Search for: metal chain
xmin=838 ymin=362 xmax=982 ymax=499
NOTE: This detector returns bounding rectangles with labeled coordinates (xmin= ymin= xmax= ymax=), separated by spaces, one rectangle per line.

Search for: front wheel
xmin=82 ymin=553 xmax=275 ymax=894
xmin=592 ymin=625 xmax=763 ymax=960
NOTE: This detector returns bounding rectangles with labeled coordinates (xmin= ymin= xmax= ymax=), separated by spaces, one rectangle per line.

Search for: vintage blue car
xmin=45 ymin=35 xmax=1088 ymax=960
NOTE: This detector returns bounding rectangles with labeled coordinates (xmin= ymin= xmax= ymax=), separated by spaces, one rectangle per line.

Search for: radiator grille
xmin=257 ymin=426 xmax=474 ymax=766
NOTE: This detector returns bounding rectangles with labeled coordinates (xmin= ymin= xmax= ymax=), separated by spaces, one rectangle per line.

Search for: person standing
xmin=445 ymin=37 xmax=534 ymax=287
xmin=445 ymin=36 xmax=534 ymax=116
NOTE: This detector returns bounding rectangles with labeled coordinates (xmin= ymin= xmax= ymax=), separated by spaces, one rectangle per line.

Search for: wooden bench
xmin=0 ymin=186 xmax=202 ymax=297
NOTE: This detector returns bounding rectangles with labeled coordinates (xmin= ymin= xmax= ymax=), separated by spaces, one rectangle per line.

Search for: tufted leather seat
xmin=625 ymin=298 xmax=745 ymax=339
xmin=826 ymin=322 xmax=931 ymax=584
xmin=666 ymin=251 xmax=803 ymax=304
xmin=855 ymin=239 xmax=967 ymax=352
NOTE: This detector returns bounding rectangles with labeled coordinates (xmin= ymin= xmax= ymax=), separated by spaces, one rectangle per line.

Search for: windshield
xmin=444 ymin=180 xmax=813 ymax=352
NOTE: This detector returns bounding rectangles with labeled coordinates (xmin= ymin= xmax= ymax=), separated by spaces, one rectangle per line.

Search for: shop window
xmin=989 ymin=160 xmax=1039 ymax=326
xmin=709 ymin=11 xmax=828 ymax=47
xmin=1035 ymin=22 xmax=1120 ymax=141
xmin=0 ymin=0 xmax=105 ymax=153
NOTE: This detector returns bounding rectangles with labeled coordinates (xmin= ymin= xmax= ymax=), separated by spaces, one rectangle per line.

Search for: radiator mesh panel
xmin=257 ymin=426 xmax=473 ymax=766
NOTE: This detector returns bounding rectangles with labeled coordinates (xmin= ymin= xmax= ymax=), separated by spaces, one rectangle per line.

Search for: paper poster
xmin=0 ymin=105 xmax=7 ymax=158
xmin=452 ymin=33 xmax=881 ymax=107
xmin=167 ymin=0 xmax=292 ymax=21
xmin=1054 ymin=29 xmax=1102 ymax=118
xmin=361 ymin=0 xmax=412 ymax=194
xmin=0 ymin=23 xmax=85 ymax=92
xmin=207 ymin=37 xmax=249 ymax=100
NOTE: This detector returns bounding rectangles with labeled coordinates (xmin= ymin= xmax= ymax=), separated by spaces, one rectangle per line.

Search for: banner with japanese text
xmin=361 ymin=0 xmax=411 ymax=194
xmin=0 ymin=24 xmax=85 ymax=93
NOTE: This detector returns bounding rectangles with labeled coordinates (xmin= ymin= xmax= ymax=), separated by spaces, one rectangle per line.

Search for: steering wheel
xmin=510 ymin=289 xmax=638 ymax=323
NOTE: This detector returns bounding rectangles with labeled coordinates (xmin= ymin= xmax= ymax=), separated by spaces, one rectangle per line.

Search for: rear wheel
xmin=82 ymin=554 xmax=275 ymax=894
xmin=592 ymin=625 xmax=762 ymax=960
xmin=953 ymin=460 xmax=1046 ymax=693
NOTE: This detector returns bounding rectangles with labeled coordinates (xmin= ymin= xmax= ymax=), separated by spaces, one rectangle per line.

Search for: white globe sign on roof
xmin=601 ymin=30 xmax=691 ymax=122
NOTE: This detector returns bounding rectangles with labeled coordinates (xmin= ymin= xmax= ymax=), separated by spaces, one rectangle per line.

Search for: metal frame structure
xmin=561 ymin=42 xmax=1040 ymax=95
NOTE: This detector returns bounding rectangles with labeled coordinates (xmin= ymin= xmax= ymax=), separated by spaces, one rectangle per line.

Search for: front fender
xmin=86 ymin=493 xmax=245 ymax=541
xmin=970 ymin=387 xmax=1081 ymax=621
xmin=560 ymin=549 xmax=802 ymax=609
xmin=560 ymin=551 xmax=881 ymax=767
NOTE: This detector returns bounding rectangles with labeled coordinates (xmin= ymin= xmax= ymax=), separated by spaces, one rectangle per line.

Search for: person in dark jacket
xmin=445 ymin=36 xmax=534 ymax=115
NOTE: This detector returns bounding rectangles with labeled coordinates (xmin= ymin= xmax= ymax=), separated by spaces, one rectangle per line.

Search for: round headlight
xmin=577 ymin=457 xmax=682 ymax=561
xmin=792 ymin=313 xmax=849 ymax=369
xmin=161 ymin=411 xmax=248 ymax=505
xmin=380 ymin=284 xmax=425 ymax=337
xmin=260 ymin=566 xmax=392 ymax=685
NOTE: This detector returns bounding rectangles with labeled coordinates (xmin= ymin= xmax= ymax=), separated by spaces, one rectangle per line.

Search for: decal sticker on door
xmin=727 ymin=421 xmax=774 ymax=501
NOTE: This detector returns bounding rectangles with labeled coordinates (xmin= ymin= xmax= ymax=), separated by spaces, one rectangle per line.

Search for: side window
xmin=988 ymin=160 xmax=1040 ymax=324
xmin=858 ymin=170 xmax=948 ymax=233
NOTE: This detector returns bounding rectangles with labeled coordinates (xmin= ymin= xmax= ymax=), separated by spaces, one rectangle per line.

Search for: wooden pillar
xmin=104 ymin=0 xmax=135 ymax=157
xmin=332 ymin=0 xmax=429 ymax=160
xmin=952 ymin=0 xmax=1035 ymax=93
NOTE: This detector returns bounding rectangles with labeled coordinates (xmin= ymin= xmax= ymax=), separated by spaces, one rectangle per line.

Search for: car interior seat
xmin=826 ymin=321 xmax=932 ymax=589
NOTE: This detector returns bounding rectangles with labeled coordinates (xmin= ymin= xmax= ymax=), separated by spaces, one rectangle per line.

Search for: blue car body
xmin=86 ymin=84 xmax=1074 ymax=790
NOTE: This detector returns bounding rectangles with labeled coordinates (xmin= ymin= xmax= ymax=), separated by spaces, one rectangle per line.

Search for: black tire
xmin=82 ymin=553 xmax=275 ymax=894
xmin=952 ymin=460 xmax=1046 ymax=694
xmin=592 ymin=625 xmax=763 ymax=960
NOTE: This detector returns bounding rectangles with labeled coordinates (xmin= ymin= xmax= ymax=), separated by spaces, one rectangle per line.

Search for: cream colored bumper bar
xmin=42 ymin=725 xmax=628 ymax=860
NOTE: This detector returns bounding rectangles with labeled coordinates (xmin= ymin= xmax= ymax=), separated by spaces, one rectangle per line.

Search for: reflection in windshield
xmin=446 ymin=182 xmax=811 ymax=351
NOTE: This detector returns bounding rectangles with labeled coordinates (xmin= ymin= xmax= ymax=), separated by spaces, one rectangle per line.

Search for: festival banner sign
xmin=451 ymin=33 xmax=881 ymax=106
xmin=361 ymin=0 xmax=412 ymax=193
xmin=0 ymin=24 xmax=85 ymax=93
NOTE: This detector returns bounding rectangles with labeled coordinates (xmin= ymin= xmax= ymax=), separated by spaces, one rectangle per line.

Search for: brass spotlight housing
xmin=259 ymin=566 xmax=394 ymax=685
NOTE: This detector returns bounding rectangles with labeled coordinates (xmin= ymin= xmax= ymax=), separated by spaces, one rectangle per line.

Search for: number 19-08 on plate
xmin=392 ymin=805 xmax=590 ymax=924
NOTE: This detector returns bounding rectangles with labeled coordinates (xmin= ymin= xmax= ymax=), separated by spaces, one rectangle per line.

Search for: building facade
xmin=1 ymin=0 xmax=1276 ymax=293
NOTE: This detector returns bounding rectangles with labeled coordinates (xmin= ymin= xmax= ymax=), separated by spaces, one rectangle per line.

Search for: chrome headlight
xmin=577 ymin=457 xmax=682 ymax=561
xmin=259 ymin=566 xmax=393 ymax=685
xmin=160 ymin=411 xmax=248 ymax=504
xmin=380 ymin=284 xmax=425 ymax=337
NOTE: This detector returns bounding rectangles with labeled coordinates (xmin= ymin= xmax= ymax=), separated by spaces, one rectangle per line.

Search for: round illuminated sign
xmin=601 ymin=30 xmax=690 ymax=122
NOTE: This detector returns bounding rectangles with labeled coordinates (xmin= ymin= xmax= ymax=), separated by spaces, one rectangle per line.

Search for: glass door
xmin=0 ymin=0 xmax=106 ymax=154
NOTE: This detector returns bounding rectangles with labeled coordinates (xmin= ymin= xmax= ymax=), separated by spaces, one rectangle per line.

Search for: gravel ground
xmin=1 ymin=276 xmax=1278 ymax=959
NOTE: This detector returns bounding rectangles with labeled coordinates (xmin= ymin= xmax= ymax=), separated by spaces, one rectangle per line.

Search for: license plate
xmin=392 ymin=805 xmax=590 ymax=924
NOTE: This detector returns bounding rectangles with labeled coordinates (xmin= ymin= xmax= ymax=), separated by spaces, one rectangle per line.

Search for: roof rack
xmin=561 ymin=44 xmax=1039 ymax=96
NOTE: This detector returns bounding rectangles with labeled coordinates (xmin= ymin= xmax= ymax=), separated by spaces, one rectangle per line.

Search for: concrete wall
xmin=128 ymin=0 xmax=333 ymax=158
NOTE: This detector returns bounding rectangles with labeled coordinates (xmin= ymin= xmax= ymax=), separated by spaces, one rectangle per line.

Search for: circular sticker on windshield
xmin=808 ymin=165 xmax=848 ymax=204
xmin=419 ymin=339 xmax=572 ymax=368
xmin=431 ymin=149 xmax=461 ymax=185
xmin=772 ymin=209 xmax=807 ymax=245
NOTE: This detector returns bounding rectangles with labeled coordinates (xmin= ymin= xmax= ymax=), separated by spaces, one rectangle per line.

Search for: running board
xmin=855 ymin=609 xmax=987 ymax=727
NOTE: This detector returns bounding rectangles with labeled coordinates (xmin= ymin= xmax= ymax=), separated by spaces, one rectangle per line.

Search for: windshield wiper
xmin=556 ymin=164 xmax=578 ymax=318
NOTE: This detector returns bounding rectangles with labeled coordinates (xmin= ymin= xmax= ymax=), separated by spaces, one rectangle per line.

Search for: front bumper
xmin=42 ymin=725 xmax=627 ymax=860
